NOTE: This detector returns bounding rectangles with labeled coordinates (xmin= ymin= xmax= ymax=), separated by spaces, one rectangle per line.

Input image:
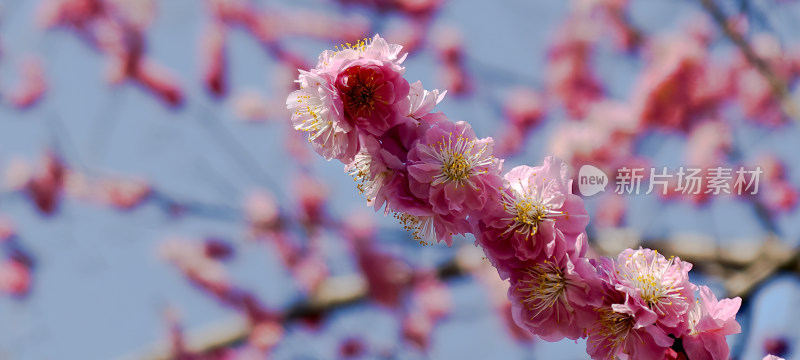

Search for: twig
xmin=698 ymin=0 xmax=800 ymax=121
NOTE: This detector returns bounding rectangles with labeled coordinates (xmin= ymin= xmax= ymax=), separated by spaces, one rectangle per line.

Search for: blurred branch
xmin=119 ymin=248 xmax=474 ymax=360
xmin=699 ymin=0 xmax=800 ymax=121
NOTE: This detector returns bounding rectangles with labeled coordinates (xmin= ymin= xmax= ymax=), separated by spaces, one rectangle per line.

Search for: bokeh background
xmin=0 ymin=0 xmax=799 ymax=359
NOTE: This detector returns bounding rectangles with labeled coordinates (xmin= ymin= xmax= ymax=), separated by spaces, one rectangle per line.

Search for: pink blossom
xmin=485 ymin=157 xmax=589 ymax=264
xmin=7 ymin=57 xmax=47 ymax=109
xmin=682 ymin=286 xmax=742 ymax=360
xmin=503 ymin=87 xmax=544 ymax=128
xmin=508 ymin=233 xmax=602 ymax=341
xmin=431 ymin=26 xmax=471 ymax=96
xmin=587 ymin=260 xmax=675 ymax=359
xmin=244 ymin=189 xmax=281 ymax=238
xmin=287 ymin=71 xmax=359 ymax=163
xmin=546 ymin=17 xmax=603 ymax=119
xmin=439 ymin=62 xmax=471 ymax=96
xmin=353 ymin=235 xmax=412 ymax=307
xmin=496 ymin=87 xmax=545 ymax=156
xmin=291 ymin=251 xmax=328 ymax=294
xmin=392 ymin=208 xmax=471 ymax=246
xmin=610 ymin=248 xmax=696 ymax=335
xmin=403 ymin=308 xmax=434 ymax=350
xmin=732 ymin=33 xmax=796 ymax=126
xmin=37 ymin=0 xmax=104 ymax=29
xmin=632 ymin=34 xmax=726 ymax=130
xmin=342 ymin=210 xmax=377 ymax=241
xmin=315 ymin=34 xmax=406 ymax=78
xmin=345 ymin=135 xmax=395 ymax=207
xmin=407 ymin=116 xmax=503 ymax=218
xmin=402 ymin=274 xmax=451 ymax=350
xmin=335 ymin=60 xmax=410 ymax=136
xmin=398 ymin=80 xmax=446 ymax=120
xmin=0 ymin=259 xmax=31 ymax=296
xmin=248 ymin=320 xmax=284 ymax=353
xmin=293 ymin=174 xmax=329 ymax=228
xmin=761 ymin=179 xmax=799 ymax=213
xmin=409 ymin=274 xmax=452 ymax=319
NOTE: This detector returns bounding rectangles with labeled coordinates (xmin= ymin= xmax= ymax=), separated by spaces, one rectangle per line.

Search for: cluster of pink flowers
xmin=287 ymin=34 xmax=744 ymax=359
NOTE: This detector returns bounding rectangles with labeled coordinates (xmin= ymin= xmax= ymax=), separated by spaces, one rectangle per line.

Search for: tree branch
xmin=698 ymin=0 xmax=799 ymax=121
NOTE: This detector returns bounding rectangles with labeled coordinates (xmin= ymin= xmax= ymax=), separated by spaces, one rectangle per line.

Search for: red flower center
xmin=340 ymin=66 xmax=385 ymax=119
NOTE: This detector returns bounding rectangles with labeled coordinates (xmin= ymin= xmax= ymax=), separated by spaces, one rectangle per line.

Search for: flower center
xmin=518 ymin=260 xmax=570 ymax=319
xmin=341 ymin=66 xmax=383 ymax=119
xmin=501 ymin=183 xmax=564 ymax=239
xmin=618 ymin=250 xmax=685 ymax=315
xmin=428 ymin=133 xmax=492 ymax=188
xmin=443 ymin=154 xmax=470 ymax=181
xmin=591 ymin=307 xmax=635 ymax=354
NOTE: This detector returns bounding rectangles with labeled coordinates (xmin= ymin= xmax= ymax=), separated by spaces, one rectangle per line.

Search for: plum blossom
xmin=283 ymin=32 xmax=744 ymax=360
xmin=335 ymin=60 xmax=410 ymax=136
xmin=586 ymin=296 xmax=674 ymax=359
xmin=503 ymin=157 xmax=588 ymax=239
xmin=287 ymin=71 xmax=359 ymax=163
xmin=346 ymin=136 xmax=394 ymax=207
xmin=393 ymin=210 xmax=470 ymax=246
xmin=316 ymin=35 xmax=406 ymax=76
xmin=407 ymin=116 xmax=502 ymax=218
xmin=587 ymin=258 xmax=675 ymax=359
xmin=508 ymin=233 xmax=602 ymax=341
xmin=472 ymin=157 xmax=590 ymax=278
xmin=611 ymin=247 xmax=696 ymax=334
xmin=399 ymin=80 xmax=447 ymax=120
xmin=488 ymin=157 xmax=589 ymax=263
xmin=682 ymin=286 xmax=742 ymax=360
xmin=0 ymin=259 xmax=31 ymax=296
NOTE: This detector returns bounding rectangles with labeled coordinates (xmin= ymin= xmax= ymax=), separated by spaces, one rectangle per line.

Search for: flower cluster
xmin=287 ymin=34 xmax=742 ymax=359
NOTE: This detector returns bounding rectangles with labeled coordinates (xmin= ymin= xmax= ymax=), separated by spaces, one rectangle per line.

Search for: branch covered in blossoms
xmin=286 ymin=34 xmax=743 ymax=360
